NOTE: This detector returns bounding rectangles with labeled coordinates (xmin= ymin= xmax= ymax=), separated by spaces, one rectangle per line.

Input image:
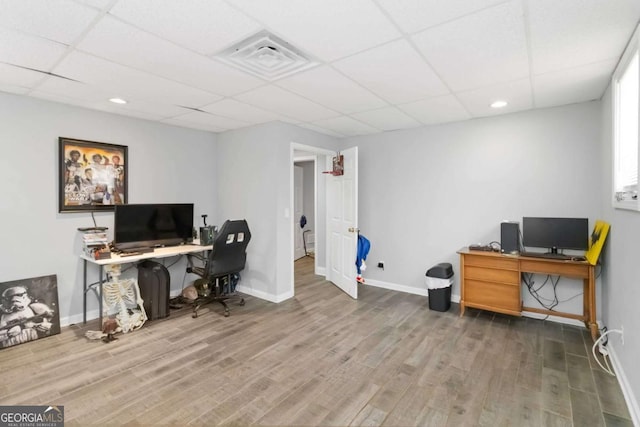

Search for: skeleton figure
xmin=102 ymin=265 xmax=147 ymax=334
xmin=0 ymin=286 xmax=54 ymax=348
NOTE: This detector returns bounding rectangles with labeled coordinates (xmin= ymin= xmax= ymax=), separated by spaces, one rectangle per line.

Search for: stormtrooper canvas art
xmin=0 ymin=275 xmax=60 ymax=349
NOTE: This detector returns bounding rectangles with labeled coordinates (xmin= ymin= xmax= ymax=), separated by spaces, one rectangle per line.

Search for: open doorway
xmin=289 ymin=143 xmax=359 ymax=300
xmin=290 ymin=143 xmax=334 ymax=296
xmin=294 ymin=159 xmax=315 ymax=261
xmin=293 ymin=150 xmax=318 ymax=291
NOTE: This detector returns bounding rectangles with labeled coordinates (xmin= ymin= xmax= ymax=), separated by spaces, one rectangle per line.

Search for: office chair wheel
xmin=192 ymin=312 xmax=198 ymax=318
xmin=240 ymin=298 xmax=245 ymax=306
xmin=224 ymin=310 xmax=230 ymax=317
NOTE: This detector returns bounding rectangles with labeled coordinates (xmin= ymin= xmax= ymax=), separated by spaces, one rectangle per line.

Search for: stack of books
xmin=80 ymin=228 xmax=111 ymax=260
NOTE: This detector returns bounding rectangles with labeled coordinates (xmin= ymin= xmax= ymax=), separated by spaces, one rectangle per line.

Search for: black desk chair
xmin=188 ymin=219 xmax=251 ymax=318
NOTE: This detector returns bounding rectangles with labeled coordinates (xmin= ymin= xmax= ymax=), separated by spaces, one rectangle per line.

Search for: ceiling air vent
xmin=215 ymin=30 xmax=318 ymax=81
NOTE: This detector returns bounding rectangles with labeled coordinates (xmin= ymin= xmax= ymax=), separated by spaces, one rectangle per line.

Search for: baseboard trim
xmin=364 ymin=279 xmax=428 ymax=296
xmin=608 ymin=345 xmax=640 ymax=426
xmin=61 ymin=289 xmax=203 ymax=327
xmin=236 ymin=285 xmax=292 ymax=303
xmin=316 ymin=266 xmax=326 ymax=276
xmin=61 ymin=310 xmax=99 ymax=327
xmin=364 ymin=279 xmax=463 ymax=304
xmin=363 ymin=280 xmax=594 ymax=328
xmin=521 ymin=310 xmax=587 ymax=328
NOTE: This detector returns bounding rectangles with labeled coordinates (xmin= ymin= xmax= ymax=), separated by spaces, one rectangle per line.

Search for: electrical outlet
xmin=598 ymin=339 xmax=609 ymax=356
xmin=377 ymin=261 xmax=384 ymax=270
xmin=599 ymin=342 xmax=609 ymax=356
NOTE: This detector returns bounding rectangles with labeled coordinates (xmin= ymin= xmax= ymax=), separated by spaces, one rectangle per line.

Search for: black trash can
xmin=425 ymin=262 xmax=454 ymax=312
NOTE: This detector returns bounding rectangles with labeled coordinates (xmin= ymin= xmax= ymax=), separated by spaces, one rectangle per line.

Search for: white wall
xmin=341 ymin=102 xmax=603 ymax=317
xmin=216 ymin=122 xmax=337 ymax=301
xmin=599 ymin=85 xmax=640 ymax=420
xmin=0 ymin=92 xmax=217 ymax=325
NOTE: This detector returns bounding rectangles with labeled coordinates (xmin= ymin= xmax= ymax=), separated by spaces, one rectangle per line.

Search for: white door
xmin=294 ymin=165 xmax=305 ymax=260
xmin=327 ymin=147 xmax=358 ymax=299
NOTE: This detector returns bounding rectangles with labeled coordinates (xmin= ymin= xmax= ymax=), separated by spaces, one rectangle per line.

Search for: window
xmin=613 ymin=24 xmax=640 ymax=210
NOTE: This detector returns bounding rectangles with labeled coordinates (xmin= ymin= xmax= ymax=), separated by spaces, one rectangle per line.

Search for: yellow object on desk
xmin=585 ymin=220 xmax=610 ymax=266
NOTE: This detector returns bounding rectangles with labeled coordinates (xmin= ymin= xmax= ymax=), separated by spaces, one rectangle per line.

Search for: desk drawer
xmin=519 ymin=259 xmax=589 ymax=278
xmin=464 ymin=255 xmax=518 ymax=271
xmin=465 ymin=265 xmax=519 ymax=284
xmin=465 ymin=279 xmax=520 ymax=312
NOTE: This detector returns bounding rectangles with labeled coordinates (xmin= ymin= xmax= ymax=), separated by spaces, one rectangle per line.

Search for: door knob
xmin=348 ymin=227 xmax=359 ymax=233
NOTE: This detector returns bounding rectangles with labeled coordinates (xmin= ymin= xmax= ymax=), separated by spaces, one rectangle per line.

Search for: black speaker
xmin=501 ymin=221 xmax=520 ymax=254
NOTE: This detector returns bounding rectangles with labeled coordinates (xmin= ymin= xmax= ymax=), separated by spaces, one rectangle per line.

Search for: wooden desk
xmin=458 ymin=248 xmax=597 ymax=340
xmin=81 ymin=242 xmax=211 ymax=326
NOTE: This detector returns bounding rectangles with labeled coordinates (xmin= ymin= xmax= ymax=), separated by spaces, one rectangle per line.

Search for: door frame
xmin=289 ymin=142 xmax=336 ymax=297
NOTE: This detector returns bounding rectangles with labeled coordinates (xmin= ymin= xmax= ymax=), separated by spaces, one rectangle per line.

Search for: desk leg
xmin=98 ymin=265 xmax=104 ymax=328
xmin=83 ymin=260 xmax=87 ymax=324
xmin=459 ymin=254 xmax=465 ymax=317
xmin=587 ymin=267 xmax=598 ymax=341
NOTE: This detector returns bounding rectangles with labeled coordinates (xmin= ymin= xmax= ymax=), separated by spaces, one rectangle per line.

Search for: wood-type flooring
xmin=0 ymin=256 xmax=632 ymax=426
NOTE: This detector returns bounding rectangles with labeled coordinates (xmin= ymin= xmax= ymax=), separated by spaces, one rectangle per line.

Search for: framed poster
xmin=0 ymin=275 xmax=60 ymax=350
xmin=59 ymin=137 xmax=128 ymax=212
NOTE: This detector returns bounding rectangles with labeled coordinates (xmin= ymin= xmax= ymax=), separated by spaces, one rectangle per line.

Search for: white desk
xmin=81 ymin=242 xmax=212 ymax=326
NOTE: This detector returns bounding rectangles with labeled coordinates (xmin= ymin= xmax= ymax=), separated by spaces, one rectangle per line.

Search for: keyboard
xmin=519 ymin=251 xmax=572 ymax=260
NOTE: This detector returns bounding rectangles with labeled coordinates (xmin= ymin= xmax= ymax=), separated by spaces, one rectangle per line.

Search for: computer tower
xmin=501 ymin=221 xmax=520 ymax=254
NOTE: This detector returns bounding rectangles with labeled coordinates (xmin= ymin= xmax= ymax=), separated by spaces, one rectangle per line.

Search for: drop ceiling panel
xmin=276 ymin=66 xmax=386 ymax=114
xmin=168 ymin=110 xmax=251 ymax=130
xmin=162 ymin=117 xmax=225 ymax=133
xmin=296 ymin=123 xmax=345 ymax=138
xmin=34 ymin=78 xmax=184 ymax=119
xmin=74 ymin=0 xmax=113 ymax=10
xmin=228 ymin=0 xmax=401 ymax=61
xmin=528 ymin=0 xmax=640 ymax=75
xmin=0 ymin=83 xmax=29 ymax=95
xmin=0 ymin=63 xmax=47 ymax=88
xmin=0 ymin=0 xmax=99 ymax=45
xmin=333 ymin=39 xmax=449 ymax=104
xmin=200 ymin=99 xmax=284 ymax=124
xmin=92 ymin=105 xmax=167 ymax=122
xmin=52 ymin=51 xmax=222 ymax=107
xmin=412 ymin=1 xmax=529 ymax=92
xmin=376 ymin=0 xmax=505 ymax=34
xmin=37 ymin=77 xmax=116 ymax=103
xmin=311 ymin=116 xmax=379 ymax=137
xmin=0 ymin=1 xmax=636 ymax=136
xmin=0 ymin=27 xmax=69 ymax=71
xmin=235 ymin=85 xmax=340 ymax=122
xmin=398 ymin=94 xmax=471 ymax=125
xmin=29 ymin=89 xmax=170 ymax=122
xmin=114 ymin=101 xmax=190 ymax=119
xmin=456 ymin=78 xmax=532 ymax=117
xmin=351 ymin=106 xmax=421 ymax=131
xmin=533 ymin=59 xmax=616 ymax=108
xmin=77 ymin=16 xmax=264 ymax=96
xmin=29 ymin=90 xmax=113 ymax=112
xmin=109 ymin=0 xmax=262 ymax=55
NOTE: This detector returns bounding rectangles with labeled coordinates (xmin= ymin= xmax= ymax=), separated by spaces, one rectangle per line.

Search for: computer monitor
xmin=522 ymin=217 xmax=589 ymax=253
xmin=114 ymin=203 xmax=194 ymax=251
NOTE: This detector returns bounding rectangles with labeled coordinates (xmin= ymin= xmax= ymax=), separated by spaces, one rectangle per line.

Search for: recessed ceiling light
xmin=109 ymin=98 xmax=127 ymax=104
xmin=490 ymin=100 xmax=508 ymax=108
